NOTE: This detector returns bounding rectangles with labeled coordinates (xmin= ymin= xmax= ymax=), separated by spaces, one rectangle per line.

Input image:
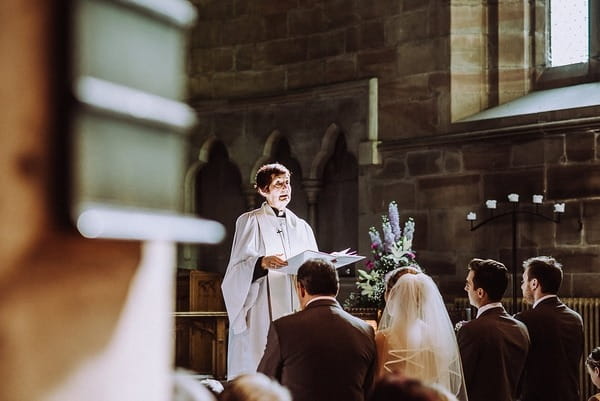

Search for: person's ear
xmin=476 ymin=287 xmax=485 ymax=299
xmin=595 ymin=367 xmax=599 ymax=377
xmin=530 ymin=278 xmax=539 ymax=290
xmin=297 ymin=281 xmax=306 ymax=298
xmin=257 ymin=186 xmax=269 ymax=197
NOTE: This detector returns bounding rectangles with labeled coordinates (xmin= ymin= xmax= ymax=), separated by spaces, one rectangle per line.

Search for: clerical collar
xmin=271 ymin=206 xmax=286 ymax=218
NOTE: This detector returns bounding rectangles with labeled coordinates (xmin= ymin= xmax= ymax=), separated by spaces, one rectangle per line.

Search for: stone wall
xmin=369 ymin=125 xmax=600 ymax=299
xmin=187 ymin=0 xmax=600 ymax=301
xmin=188 ymin=0 xmax=451 ymax=140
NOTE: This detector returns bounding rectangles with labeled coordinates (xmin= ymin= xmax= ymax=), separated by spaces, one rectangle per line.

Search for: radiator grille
xmin=451 ymin=297 xmax=600 ymax=401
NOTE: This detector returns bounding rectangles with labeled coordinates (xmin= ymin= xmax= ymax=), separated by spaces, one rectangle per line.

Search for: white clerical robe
xmin=221 ymin=202 xmax=318 ymax=379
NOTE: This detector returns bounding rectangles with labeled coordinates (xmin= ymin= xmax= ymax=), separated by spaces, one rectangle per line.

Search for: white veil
xmin=377 ymin=271 xmax=468 ymax=401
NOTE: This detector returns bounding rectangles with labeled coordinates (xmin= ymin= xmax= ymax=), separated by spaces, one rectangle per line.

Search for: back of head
xmin=384 ymin=270 xmax=426 ymax=323
xmin=385 ymin=266 xmax=422 ymax=294
xmin=297 ymin=258 xmax=339 ymax=296
xmin=468 ymin=258 xmax=508 ymax=302
xmin=254 ymin=163 xmax=290 ymax=192
xmin=523 ymin=256 xmax=563 ymax=294
xmin=586 ymin=347 xmax=600 ymax=370
xmin=219 ymin=373 xmax=291 ymax=401
xmin=369 ymin=375 xmax=457 ymax=401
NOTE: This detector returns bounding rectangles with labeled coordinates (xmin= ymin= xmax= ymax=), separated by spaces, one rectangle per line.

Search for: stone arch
xmin=312 ymin=124 xmax=359 ymax=274
xmin=183 ymin=134 xmax=219 ymax=214
xmin=249 ymin=129 xmax=284 ymax=185
xmin=309 ymin=123 xmax=342 ymax=180
xmin=181 ymin=136 xmax=245 ymax=272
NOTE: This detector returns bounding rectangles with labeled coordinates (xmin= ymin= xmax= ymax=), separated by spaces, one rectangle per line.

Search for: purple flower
xmin=368 ymin=228 xmax=382 ymax=251
xmin=388 ymin=201 xmax=402 ymax=242
xmin=404 ymin=218 xmax=415 ymax=242
xmin=365 ymin=260 xmax=375 ymax=271
xmin=382 ymin=219 xmax=394 ymax=253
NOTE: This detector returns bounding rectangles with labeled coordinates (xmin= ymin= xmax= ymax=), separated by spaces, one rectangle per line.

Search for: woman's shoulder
xmin=375 ymin=329 xmax=390 ymax=344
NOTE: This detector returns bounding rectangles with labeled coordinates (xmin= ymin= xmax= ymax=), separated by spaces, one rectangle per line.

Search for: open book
xmin=276 ymin=250 xmax=365 ymax=275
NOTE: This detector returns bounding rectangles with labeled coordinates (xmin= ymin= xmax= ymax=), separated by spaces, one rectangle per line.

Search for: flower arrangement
xmin=344 ymin=201 xmax=420 ymax=310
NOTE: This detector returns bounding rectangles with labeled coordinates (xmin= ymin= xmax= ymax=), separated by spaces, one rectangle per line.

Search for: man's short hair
xmin=523 ymin=256 xmax=563 ymax=294
xmin=468 ymin=258 xmax=508 ymax=302
xmin=254 ymin=163 xmax=290 ymax=192
xmin=297 ymin=258 xmax=339 ymax=296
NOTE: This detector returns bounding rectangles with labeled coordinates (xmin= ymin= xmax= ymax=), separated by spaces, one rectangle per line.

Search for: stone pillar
xmin=243 ymin=186 xmax=258 ymax=211
xmin=303 ymin=179 xmax=322 ymax=231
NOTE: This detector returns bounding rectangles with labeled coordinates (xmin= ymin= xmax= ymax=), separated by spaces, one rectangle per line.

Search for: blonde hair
xmin=220 ymin=373 xmax=291 ymax=401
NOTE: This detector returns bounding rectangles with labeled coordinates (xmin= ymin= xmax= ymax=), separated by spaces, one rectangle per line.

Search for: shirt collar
xmin=305 ymin=296 xmax=337 ymax=307
xmin=476 ymin=302 xmax=504 ymax=318
xmin=270 ymin=206 xmax=286 ymax=217
xmin=533 ymin=294 xmax=557 ymax=308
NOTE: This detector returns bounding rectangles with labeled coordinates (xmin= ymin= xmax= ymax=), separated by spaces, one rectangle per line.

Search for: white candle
xmin=508 ymin=193 xmax=519 ymax=202
xmin=532 ymin=194 xmax=543 ymax=204
xmin=553 ymin=203 xmax=565 ymax=213
xmin=485 ymin=200 xmax=497 ymax=209
xmin=467 ymin=212 xmax=477 ymax=221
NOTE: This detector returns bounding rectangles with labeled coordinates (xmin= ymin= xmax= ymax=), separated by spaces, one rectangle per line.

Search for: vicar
xmin=515 ymin=256 xmax=584 ymax=401
xmin=457 ymin=258 xmax=530 ymax=401
xmin=221 ymin=163 xmax=318 ymax=379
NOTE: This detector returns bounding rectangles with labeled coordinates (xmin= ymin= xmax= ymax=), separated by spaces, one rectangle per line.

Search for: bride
xmin=375 ymin=266 xmax=468 ymax=401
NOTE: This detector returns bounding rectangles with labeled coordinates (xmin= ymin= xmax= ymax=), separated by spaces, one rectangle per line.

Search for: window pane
xmin=549 ymin=0 xmax=589 ymax=67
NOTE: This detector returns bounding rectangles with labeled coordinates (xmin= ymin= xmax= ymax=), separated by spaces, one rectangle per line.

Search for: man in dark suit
xmin=457 ymin=258 xmax=530 ymax=401
xmin=257 ymin=258 xmax=377 ymax=401
xmin=515 ymin=256 xmax=584 ymax=401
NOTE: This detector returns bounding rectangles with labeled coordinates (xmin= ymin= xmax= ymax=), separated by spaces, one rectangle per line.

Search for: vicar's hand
xmin=262 ymin=254 xmax=287 ymax=269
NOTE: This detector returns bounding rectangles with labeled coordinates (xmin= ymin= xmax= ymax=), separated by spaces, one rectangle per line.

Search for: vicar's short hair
xmin=297 ymin=258 xmax=339 ymax=296
xmin=468 ymin=258 xmax=508 ymax=302
xmin=254 ymin=163 xmax=290 ymax=192
xmin=523 ymin=256 xmax=563 ymax=294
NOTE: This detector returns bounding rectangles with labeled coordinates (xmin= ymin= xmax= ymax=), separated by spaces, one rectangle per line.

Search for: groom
xmin=258 ymin=258 xmax=377 ymax=401
xmin=457 ymin=258 xmax=530 ymax=401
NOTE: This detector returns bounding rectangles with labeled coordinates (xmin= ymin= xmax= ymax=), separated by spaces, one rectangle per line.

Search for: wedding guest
xmin=368 ymin=374 xmax=459 ymax=401
xmin=172 ymin=369 xmax=217 ymax=401
xmin=376 ymin=266 xmax=467 ymax=401
xmin=218 ymin=373 xmax=291 ymax=401
xmin=586 ymin=347 xmax=600 ymax=401
xmin=457 ymin=258 xmax=529 ymax=401
xmin=515 ymin=256 xmax=584 ymax=401
xmin=258 ymin=258 xmax=377 ymax=401
xmin=221 ymin=163 xmax=318 ymax=379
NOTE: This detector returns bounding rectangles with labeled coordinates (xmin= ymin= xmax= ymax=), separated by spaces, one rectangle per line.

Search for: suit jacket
xmin=257 ymin=298 xmax=377 ymax=401
xmin=515 ymin=297 xmax=584 ymax=401
xmin=457 ymin=306 xmax=530 ymax=401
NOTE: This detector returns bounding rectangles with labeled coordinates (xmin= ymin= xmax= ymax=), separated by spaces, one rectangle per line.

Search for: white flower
xmin=454 ymin=320 xmax=467 ymax=332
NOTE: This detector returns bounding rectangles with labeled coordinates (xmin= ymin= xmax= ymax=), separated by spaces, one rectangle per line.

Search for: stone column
xmin=303 ymin=179 xmax=322 ymax=231
xmin=243 ymin=186 xmax=258 ymax=211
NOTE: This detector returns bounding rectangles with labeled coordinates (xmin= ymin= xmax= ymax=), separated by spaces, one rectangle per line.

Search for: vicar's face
xmin=259 ymin=173 xmax=291 ymax=210
xmin=521 ymin=270 xmax=535 ymax=304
